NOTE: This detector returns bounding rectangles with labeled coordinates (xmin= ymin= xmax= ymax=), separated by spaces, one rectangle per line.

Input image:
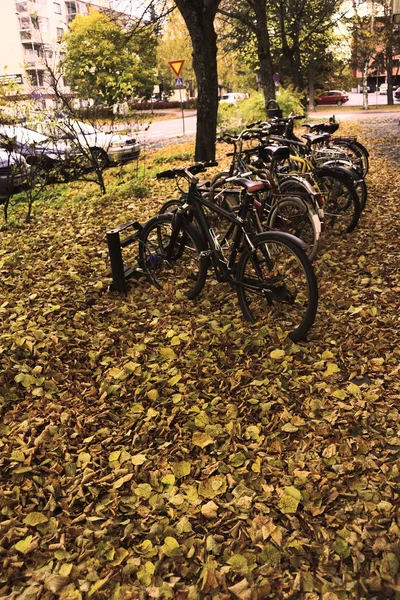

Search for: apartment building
xmin=0 ymin=0 xmax=112 ymax=100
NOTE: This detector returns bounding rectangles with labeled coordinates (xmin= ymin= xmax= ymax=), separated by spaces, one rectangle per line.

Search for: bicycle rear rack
xmin=106 ymin=221 xmax=143 ymax=293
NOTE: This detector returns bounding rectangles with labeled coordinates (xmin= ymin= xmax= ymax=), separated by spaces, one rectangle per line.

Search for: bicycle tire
xmin=268 ymin=197 xmax=320 ymax=261
xmin=138 ymin=213 xmax=208 ymax=300
xmin=315 ymin=168 xmax=361 ymax=234
xmin=332 ymin=139 xmax=369 ymax=177
xmin=319 ymin=160 xmax=368 ymax=212
xmin=159 ymin=198 xmax=184 ymax=215
xmin=235 ymin=231 xmax=318 ymax=342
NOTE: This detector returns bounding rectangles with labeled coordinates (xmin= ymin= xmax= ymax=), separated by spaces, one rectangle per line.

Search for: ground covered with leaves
xmin=0 ymin=121 xmax=399 ymax=600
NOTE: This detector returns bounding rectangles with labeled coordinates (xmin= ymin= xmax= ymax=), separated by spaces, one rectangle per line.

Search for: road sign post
xmin=168 ymin=60 xmax=186 ymax=135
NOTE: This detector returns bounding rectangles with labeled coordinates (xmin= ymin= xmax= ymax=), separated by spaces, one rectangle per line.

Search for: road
xmin=134 ymin=96 xmax=400 ymax=146
xmin=136 ymin=111 xmax=197 ymax=147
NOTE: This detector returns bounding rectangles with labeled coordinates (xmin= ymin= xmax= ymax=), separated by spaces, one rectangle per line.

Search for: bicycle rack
xmin=106 ymin=221 xmax=143 ymax=293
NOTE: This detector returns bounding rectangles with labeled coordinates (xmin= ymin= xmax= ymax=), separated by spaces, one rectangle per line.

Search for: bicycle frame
xmin=175 ymin=179 xmax=257 ymax=284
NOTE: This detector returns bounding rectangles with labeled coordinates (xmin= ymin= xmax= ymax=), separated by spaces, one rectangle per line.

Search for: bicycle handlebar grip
xmin=156 ymin=169 xmax=176 ymax=179
xmin=246 ymin=120 xmax=262 ymax=128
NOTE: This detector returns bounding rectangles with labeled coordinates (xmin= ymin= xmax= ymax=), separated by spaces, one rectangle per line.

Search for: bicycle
xmin=210 ymin=131 xmax=323 ymax=260
xmin=139 ymin=163 xmax=318 ymax=342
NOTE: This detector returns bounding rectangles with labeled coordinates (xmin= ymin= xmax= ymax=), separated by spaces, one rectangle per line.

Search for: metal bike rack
xmin=106 ymin=221 xmax=143 ymax=293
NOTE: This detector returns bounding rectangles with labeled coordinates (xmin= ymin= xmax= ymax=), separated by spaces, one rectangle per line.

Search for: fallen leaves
xmin=1 ymin=130 xmax=400 ymax=598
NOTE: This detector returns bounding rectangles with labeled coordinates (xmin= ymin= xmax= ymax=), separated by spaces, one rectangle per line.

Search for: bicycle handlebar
xmin=156 ymin=161 xmax=218 ymax=182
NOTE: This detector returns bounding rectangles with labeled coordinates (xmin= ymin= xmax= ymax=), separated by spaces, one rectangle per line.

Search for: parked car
xmin=0 ymin=149 xmax=29 ymax=202
xmin=315 ymin=90 xmax=349 ymax=106
xmin=379 ymin=83 xmax=388 ymax=95
xmin=36 ymin=118 xmax=141 ymax=169
xmin=219 ymin=92 xmax=247 ymax=104
xmin=0 ymin=125 xmax=76 ymax=173
xmin=394 ymin=86 xmax=400 ymax=100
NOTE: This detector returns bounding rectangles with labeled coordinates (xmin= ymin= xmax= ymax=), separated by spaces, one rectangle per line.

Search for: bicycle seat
xmin=301 ymin=133 xmax=330 ymax=145
xmin=232 ymin=178 xmax=266 ymax=193
xmin=302 ymin=123 xmax=339 ymax=134
xmin=260 ymin=145 xmax=291 ymax=160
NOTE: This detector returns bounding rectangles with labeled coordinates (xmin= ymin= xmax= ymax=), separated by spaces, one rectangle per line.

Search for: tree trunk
xmin=174 ymin=1 xmax=220 ymax=161
xmin=362 ymin=62 xmax=369 ymax=110
xmin=252 ymin=0 xmax=275 ymax=107
xmin=308 ymin=59 xmax=315 ymax=112
xmin=386 ymin=47 xmax=393 ymax=105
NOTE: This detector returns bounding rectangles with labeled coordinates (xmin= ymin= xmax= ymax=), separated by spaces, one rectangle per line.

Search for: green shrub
xmin=217 ymin=102 xmax=242 ymax=133
xmin=238 ymin=94 xmax=266 ymax=124
xmin=276 ymin=85 xmax=305 ymax=117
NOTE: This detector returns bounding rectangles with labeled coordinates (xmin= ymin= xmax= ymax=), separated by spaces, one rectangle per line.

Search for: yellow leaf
xmin=131 ymin=454 xmax=147 ymax=465
xmin=172 ymin=461 xmax=191 ymax=479
xmin=161 ymin=536 xmax=182 ymax=557
xmin=270 ymin=349 xmax=285 ymax=359
xmin=201 ymin=500 xmax=219 ymax=519
xmin=159 ymin=347 xmax=177 ymax=361
xmin=168 ymin=373 xmax=182 ymax=385
xmin=113 ymin=473 xmax=133 ymax=489
xmin=23 ymin=512 xmax=48 ymax=527
xmin=161 ymin=474 xmax=175 ymax=486
xmin=137 ymin=561 xmax=155 ymax=585
xmin=109 ymin=450 xmax=121 ymax=463
xmin=281 ymin=423 xmax=298 ymax=433
xmin=147 ymin=389 xmax=159 ymax=401
xmin=323 ymin=362 xmax=340 ymax=377
xmin=11 ymin=450 xmax=25 ymax=462
xmin=170 ymin=336 xmax=181 ymax=346
xmin=88 ymin=574 xmax=111 ymax=597
xmin=77 ymin=452 xmax=91 ymax=467
xmin=278 ymin=494 xmax=299 ymax=514
xmin=198 ymin=475 xmax=227 ymax=499
xmin=331 ymin=389 xmax=346 ymax=400
xmin=15 ymin=535 xmax=34 ymax=554
xmin=59 ymin=563 xmax=73 ymax=577
xmin=347 ymin=382 xmax=362 ymax=398
xmin=284 ymin=486 xmax=302 ymax=501
xmin=192 ymin=431 xmax=214 ymax=448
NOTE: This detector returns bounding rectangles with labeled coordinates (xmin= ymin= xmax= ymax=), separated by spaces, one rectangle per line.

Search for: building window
xmin=15 ymin=1 xmax=28 ymax=12
xmin=65 ymin=1 xmax=77 ymax=23
xmin=19 ymin=16 xmax=31 ymax=30
xmin=54 ymin=2 xmax=61 ymax=13
xmin=56 ymin=27 xmax=64 ymax=39
xmin=27 ymin=70 xmax=45 ymax=87
xmin=38 ymin=17 xmax=49 ymax=32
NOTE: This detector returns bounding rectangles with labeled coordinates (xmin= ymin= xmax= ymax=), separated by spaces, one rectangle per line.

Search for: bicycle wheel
xmin=315 ymin=169 xmax=361 ymax=234
xmin=236 ymin=232 xmax=318 ymax=342
xmin=332 ymin=140 xmax=369 ymax=177
xmin=159 ymin=199 xmax=184 ymax=214
xmin=138 ymin=213 xmax=208 ymax=300
xmin=268 ymin=197 xmax=320 ymax=261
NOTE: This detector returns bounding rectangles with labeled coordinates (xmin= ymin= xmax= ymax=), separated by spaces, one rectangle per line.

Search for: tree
xmin=351 ymin=0 xmax=381 ymax=109
xmin=62 ymin=10 xmax=157 ymax=107
xmin=218 ymin=0 xmax=275 ymax=108
xmin=173 ymin=0 xmax=222 ymax=161
xmin=268 ymin=0 xmax=345 ymax=92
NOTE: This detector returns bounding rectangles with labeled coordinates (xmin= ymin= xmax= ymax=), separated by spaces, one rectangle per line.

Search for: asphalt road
xmin=137 ymin=111 xmax=197 ymax=147
xmin=134 ymin=96 xmax=400 ymax=146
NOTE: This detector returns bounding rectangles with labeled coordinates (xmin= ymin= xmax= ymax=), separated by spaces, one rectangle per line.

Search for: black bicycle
xmin=138 ymin=163 xmax=318 ymax=342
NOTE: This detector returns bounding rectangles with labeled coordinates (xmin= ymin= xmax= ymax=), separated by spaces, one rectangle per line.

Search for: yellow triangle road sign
xmin=168 ymin=60 xmax=185 ymax=77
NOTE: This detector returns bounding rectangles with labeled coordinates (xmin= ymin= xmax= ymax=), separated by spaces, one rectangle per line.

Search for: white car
xmin=219 ymin=92 xmax=247 ymax=104
xmin=56 ymin=119 xmax=140 ymax=168
xmin=34 ymin=119 xmax=140 ymax=169
xmin=379 ymin=83 xmax=388 ymax=95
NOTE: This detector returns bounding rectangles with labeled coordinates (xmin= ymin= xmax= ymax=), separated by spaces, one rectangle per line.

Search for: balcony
xmin=16 ymin=0 xmax=48 ymax=15
xmin=20 ymin=28 xmax=49 ymax=44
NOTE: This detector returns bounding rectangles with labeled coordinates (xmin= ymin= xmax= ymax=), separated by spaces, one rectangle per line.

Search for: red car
xmin=315 ymin=90 xmax=349 ymax=106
